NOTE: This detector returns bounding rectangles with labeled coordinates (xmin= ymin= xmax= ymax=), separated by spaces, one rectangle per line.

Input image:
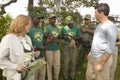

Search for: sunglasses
xmin=84 ymin=18 xmax=90 ymax=20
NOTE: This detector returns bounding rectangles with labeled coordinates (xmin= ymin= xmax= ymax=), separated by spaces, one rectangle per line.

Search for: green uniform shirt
xmin=81 ymin=23 xmax=96 ymax=42
xmin=27 ymin=27 xmax=44 ymax=58
xmin=44 ymin=24 xmax=60 ymax=51
xmin=60 ymin=25 xmax=81 ymax=45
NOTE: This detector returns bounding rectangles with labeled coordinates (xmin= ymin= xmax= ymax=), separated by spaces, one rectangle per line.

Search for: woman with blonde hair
xmin=0 ymin=15 xmax=39 ymax=80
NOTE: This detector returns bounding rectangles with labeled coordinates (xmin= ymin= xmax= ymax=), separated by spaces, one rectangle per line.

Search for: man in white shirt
xmin=86 ymin=3 xmax=118 ymax=80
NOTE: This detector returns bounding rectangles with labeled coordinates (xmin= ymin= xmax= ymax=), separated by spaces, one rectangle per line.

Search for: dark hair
xmin=94 ymin=3 xmax=110 ymax=16
xmin=108 ymin=16 xmax=115 ymax=23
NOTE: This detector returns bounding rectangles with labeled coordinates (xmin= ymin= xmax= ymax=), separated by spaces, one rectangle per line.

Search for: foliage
xmin=28 ymin=0 xmax=99 ymax=26
xmin=0 ymin=14 xmax=12 ymax=41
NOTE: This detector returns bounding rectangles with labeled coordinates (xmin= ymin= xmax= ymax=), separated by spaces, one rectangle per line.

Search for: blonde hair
xmin=9 ymin=15 xmax=31 ymax=36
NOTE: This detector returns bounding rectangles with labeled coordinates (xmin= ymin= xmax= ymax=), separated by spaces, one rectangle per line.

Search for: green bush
xmin=0 ymin=14 xmax=12 ymax=41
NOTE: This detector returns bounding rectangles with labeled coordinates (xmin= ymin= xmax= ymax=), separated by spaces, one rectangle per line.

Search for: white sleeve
xmin=0 ymin=35 xmax=17 ymax=70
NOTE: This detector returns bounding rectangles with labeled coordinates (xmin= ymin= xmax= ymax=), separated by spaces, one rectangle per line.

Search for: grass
xmin=58 ymin=46 xmax=120 ymax=80
xmin=114 ymin=54 xmax=120 ymax=80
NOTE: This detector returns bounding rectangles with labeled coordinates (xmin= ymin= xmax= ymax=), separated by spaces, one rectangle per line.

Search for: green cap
xmin=29 ymin=12 xmax=42 ymax=18
xmin=65 ymin=16 xmax=73 ymax=24
xmin=84 ymin=14 xmax=91 ymax=20
xmin=48 ymin=14 xmax=56 ymax=19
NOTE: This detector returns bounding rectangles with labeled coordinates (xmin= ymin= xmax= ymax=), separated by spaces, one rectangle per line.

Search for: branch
xmin=0 ymin=0 xmax=17 ymax=15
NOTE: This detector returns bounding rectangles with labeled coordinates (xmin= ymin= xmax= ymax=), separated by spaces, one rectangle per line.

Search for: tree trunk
xmin=0 ymin=0 xmax=17 ymax=15
xmin=28 ymin=0 xmax=34 ymax=14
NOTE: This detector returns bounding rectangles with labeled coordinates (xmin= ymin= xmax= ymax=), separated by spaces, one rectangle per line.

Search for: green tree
xmin=0 ymin=0 xmax=99 ymax=25
xmin=29 ymin=0 xmax=99 ymax=25
xmin=0 ymin=15 xmax=12 ymax=41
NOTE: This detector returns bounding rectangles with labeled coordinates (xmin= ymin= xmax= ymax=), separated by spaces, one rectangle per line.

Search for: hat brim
xmin=49 ymin=16 xmax=56 ymax=19
xmin=66 ymin=21 xmax=73 ymax=24
xmin=84 ymin=18 xmax=90 ymax=20
xmin=38 ymin=16 xmax=44 ymax=19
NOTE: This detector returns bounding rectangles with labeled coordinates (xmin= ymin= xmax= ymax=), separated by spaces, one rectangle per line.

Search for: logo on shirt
xmin=34 ymin=32 xmax=43 ymax=42
xmin=52 ymin=31 xmax=58 ymax=38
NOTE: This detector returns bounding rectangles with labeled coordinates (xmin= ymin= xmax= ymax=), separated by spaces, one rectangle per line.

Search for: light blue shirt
xmin=90 ymin=20 xmax=118 ymax=58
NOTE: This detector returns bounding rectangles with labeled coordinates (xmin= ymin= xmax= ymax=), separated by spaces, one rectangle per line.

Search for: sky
xmin=0 ymin=0 xmax=120 ymax=18
xmin=79 ymin=0 xmax=120 ymax=17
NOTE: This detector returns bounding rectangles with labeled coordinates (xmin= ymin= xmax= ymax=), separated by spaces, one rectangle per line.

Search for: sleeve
xmin=0 ymin=36 xmax=17 ymax=70
xmin=44 ymin=26 xmax=48 ymax=33
xmin=105 ymin=26 xmax=118 ymax=54
xmin=77 ymin=27 xmax=81 ymax=36
xmin=90 ymin=23 xmax=96 ymax=30
xmin=60 ymin=28 xmax=64 ymax=36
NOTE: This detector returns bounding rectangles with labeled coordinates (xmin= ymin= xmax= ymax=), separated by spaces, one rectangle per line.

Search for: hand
xmin=64 ymin=35 xmax=69 ymax=39
xmin=34 ymin=51 xmax=40 ymax=57
xmin=71 ymin=36 xmax=77 ymax=40
xmin=33 ymin=46 xmax=37 ymax=51
xmin=16 ymin=64 xmax=27 ymax=73
xmin=40 ymin=46 xmax=46 ymax=50
xmin=87 ymin=53 xmax=90 ymax=60
xmin=48 ymin=34 xmax=54 ymax=42
xmin=82 ymin=29 xmax=87 ymax=32
xmin=70 ymin=39 xmax=76 ymax=48
xmin=95 ymin=63 xmax=104 ymax=72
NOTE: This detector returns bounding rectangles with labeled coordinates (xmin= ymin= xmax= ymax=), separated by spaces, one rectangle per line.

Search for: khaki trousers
xmin=63 ymin=45 xmax=76 ymax=79
xmin=109 ymin=46 xmax=118 ymax=80
xmin=34 ymin=58 xmax=46 ymax=80
xmin=86 ymin=55 xmax=112 ymax=80
xmin=45 ymin=50 xmax=60 ymax=80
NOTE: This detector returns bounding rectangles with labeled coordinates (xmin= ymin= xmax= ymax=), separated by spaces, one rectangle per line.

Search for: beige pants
xmin=109 ymin=46 xmax=118 ymax=80
xmin=63 ymin=45 xmax=76 ymax=79
xmin=34 ymin=58 xmax=46 ymax=80
xmin=45 ymin=50 xmax=60 ymax=80
xmin=86 ymin=55 xmax=112 ymax=80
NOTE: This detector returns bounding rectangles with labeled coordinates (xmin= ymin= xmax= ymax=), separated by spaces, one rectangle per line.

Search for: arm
xmin=44 ymin=27 xmax=52 ymax=44
xmin=116 ymin=29 xmax=120 ymax=46
xmin=87 ymin=24 xmax=96 ymax=35
xmin=87 ymin=24 xmax=95 ymax=35
xmin=59 ymin=28 xmax=67 ymax=39
xmin=73 ymin=27 xmax=82 ymax=40
xmin=0 ymin=35 xmax=27 ymax=72
xmin=96 ymin=53 xmax=111 ymax=72
xmin=99 ymin=53 xmax=111 ymax=65
xmin=87 ymin=29 xmax=94 ymax=35
xmin=0 ymin=36 xmax=18 ymax=70
xmin=0 ymin=49 xmax=18 ymax=70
